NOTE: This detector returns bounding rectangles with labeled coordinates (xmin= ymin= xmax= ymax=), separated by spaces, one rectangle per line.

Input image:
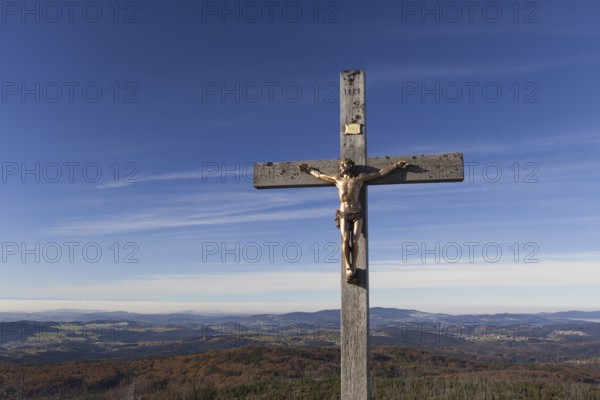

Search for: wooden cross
xmin=253 ymin=70 xmax=464 ymax=400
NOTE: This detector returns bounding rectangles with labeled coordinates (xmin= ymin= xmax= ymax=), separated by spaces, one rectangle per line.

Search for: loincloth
xmin=335 ymin=210 xmax=362 ymax=229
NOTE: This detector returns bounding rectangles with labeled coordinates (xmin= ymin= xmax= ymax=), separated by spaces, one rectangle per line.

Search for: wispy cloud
xmin=46 ymin=189 xmax=336 ymax=236
xmin=47 ymin=207 xmax=332 ymax=236
xmin=3 ymin=257 xmax=599 ymax=313
xmin=98 ymin=169 xmax=248 ymax=189
xmin=24 ymin=270 xmax=337 ymax=299
xmin=373 ymin=258 xmax=600 ymax=288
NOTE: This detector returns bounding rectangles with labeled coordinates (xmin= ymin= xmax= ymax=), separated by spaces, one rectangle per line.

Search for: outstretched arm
xmin=299 ymin=164 xmax=337 ymax=184
xmin=361 ymin=161 xmax=409 ymax=182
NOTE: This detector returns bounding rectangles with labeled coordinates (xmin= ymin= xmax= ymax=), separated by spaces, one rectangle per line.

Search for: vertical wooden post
xmin=340 ymin=70 xmax=370 ymax=400
xmin=254 ymin=69 xmax=463 ymax=399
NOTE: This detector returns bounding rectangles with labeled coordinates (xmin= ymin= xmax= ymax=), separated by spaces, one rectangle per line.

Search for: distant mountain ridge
xmin=2 ymin=307 xmax=599 ymax=325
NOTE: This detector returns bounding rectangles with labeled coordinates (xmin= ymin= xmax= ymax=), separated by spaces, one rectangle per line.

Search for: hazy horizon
xmin=1 ymin=300 xmax=598 ymax=317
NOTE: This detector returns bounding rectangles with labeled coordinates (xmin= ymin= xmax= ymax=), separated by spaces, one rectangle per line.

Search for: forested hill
xmin=2 ymin=345 xmax=600 ymax=399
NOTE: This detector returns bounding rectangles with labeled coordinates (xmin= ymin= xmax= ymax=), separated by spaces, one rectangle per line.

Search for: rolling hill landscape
xmin=2 ymin=308 xmax=600 ymax=398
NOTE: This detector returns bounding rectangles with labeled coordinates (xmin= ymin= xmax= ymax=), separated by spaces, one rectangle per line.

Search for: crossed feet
xmin=345 ymin=268 xmax=358 ymax=284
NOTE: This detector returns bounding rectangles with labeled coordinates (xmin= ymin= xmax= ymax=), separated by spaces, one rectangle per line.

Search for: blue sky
xmin=0 ymin=0 xmax=599 ymax=314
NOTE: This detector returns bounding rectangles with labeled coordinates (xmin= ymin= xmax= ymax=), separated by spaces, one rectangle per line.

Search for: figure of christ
xmin=299 ymin=159 xmax=409 ymax=283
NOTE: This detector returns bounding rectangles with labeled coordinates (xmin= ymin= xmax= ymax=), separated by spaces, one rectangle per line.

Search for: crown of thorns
xmin=339 ymin=158 xmax=355 ymax=168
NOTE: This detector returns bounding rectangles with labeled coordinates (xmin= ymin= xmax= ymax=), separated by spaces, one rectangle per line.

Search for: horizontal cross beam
xmin=253 ymin=152 xmax=464 ymax=189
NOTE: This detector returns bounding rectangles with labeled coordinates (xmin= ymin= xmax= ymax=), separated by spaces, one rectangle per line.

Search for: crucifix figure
xmin=253 ymin=70 xmax=464 ymax=400
xmin=299 ymin=159 xmax=409 ymax=283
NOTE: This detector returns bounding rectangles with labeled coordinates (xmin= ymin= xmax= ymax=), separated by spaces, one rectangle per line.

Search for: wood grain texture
xmin=339 ymin=70 xmax=370 ymax=400
xmin=253 ymin=153 xmax=464 ymax=188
